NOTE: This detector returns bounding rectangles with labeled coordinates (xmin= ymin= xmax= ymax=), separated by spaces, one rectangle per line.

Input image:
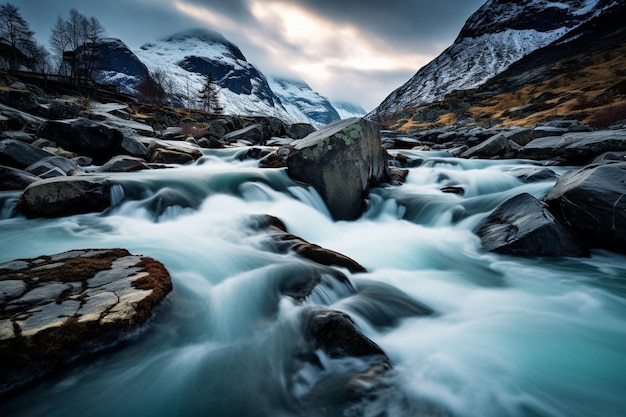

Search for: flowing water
xmin=1 ymin=149 xmax=625 ymax=417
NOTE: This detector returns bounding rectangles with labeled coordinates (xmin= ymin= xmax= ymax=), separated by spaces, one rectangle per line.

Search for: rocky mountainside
xmin=374 ymin=0 xmax=615 ymax=118
xmin=268 ymin=77 xmax=340 ymax=126
xmin=380 ymin=0 xmax=626 ymax=131
xmin=86 ymin=29 xmax=358 ymax=126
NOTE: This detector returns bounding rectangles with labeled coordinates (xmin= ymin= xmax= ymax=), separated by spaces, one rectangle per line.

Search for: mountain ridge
xmin=373 ymin=0 xmax=615 ymax=118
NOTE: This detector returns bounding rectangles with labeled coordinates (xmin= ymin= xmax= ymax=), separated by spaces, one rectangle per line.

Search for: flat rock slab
xmin=0 ymin=248 xmax=172 ymax=394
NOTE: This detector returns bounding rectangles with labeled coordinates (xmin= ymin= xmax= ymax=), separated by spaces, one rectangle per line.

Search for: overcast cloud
xmin=15 ymin=0 xmax=485 ymax=110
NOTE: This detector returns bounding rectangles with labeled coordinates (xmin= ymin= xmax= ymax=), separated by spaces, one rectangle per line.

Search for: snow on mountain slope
xmin=130 ymin=28 xmax=359 ymax=127
xmin=331 ymin=101 xmax=368 ymax=120
xmin=134 ymin=29 xmax=294 ymax=121
xmin=268 ymin=77 xmax=340 ymax=127
xmin=375 ymin=0 xmax=613 ymax=117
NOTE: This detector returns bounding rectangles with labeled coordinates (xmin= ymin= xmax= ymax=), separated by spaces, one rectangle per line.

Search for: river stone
xmin=0 ymin=248 xmax=172 ymax=394
xmin=222 ymin=124 xmax=269 ymax=145
xmin=147 ymin=141 xmax=203 ymax=164
xmin=285 ymin=123 xmax=316 ymax=139
xmin=519 ymin=130 xmax=626 ymax=164
xmin=0 ymin=139 xmax=56 ymax=169
xmin=544 ymin=162 xmax=626 ymax=254
xmin=16 ymin=176 xmax=111 ymax=218
xmin=476 ymin=193 xmax=585 ymax=257
xmin=0 ymin=166 xmax=40 ymax=191
xmin=25 ymin=155 xmax=84 ymax=177
xmin=287 ymin=118 xmax=386 ymax=220
xmin=36 ymin=118 xmax=124 ymax=164
xmin=248 ymin=214 xmax=367 ymax=273
xmin=99 ymin=155 xmax=150 ymax=172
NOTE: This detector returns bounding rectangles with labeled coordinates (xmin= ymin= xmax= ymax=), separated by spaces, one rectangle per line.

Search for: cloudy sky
xmin=16 ymin=0 xmax=486 ymax=110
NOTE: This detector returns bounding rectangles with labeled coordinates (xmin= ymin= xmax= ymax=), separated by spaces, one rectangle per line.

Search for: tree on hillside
xmin=0 ymin=3 xmax=45 ymax=73
xmin=138 ymin=68 xmax=173 ymax=104
xmin=50 ymin=9 xmax=105 ymax=80
xmin=197 ymin=73 xmax=222 ymax=114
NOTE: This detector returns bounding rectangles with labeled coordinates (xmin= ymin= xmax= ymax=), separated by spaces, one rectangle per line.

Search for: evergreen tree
xmin=197 ymin=73 xmax=223 ymax=114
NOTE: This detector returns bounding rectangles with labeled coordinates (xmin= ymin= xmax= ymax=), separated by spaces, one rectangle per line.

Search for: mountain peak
xmin=158 ymin=28 xmax=230 ymax=45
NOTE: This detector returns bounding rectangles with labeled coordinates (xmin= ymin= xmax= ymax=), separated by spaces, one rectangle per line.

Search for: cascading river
xmin=1 ymin=149 xmax=625 ymax=417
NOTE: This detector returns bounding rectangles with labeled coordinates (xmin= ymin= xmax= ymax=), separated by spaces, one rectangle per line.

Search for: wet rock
xmin=37 ymin=118 xmax=124 ymax=164
xmin=460 ymin=131 xmax=511 ymax=159
xmin=259 ymin=146 xmax=291 ymax=168
xmin=0 ymin=139 xmax=55 ymax=169
xmin=476 ymin=193 xmax=585 ymax=257
xmin=0 ymin=248 xmax=172 ymax=394
xmin=16 ymin=177 xmax=111 ymax=218
xmin=545 ymin=162 xmax=626 ymax=254
xmin=120 ymin=136 xmax=149 ymax=158
xmin=285 ymin=123 xmax=316 ymax=139
xmin=287 ymin=118 xmax=386 ymax=220
xmin=342 ymin=280 xmax=435 ymax=330
xmin=99 ymin=155 xmax=150 ymax=172
xmin=147 ymin=141 xmax=203 ymax=165
xmin=25 ymin=155 xmax=84 ymax=177
xmin=144 ymin=188 xmax=198 ymax=218
xmin=305 ymin=309 xmax=389 ymax=361
xmin=249 ymin=214 xmax=367 ymax=273
xmin=519 ymin=130 xmax=626 ymax=164
xmin=510 ymin=166 xmax=558 ymax=183
xmin=0 ymin=166 xmax=40 ymax=191
xmin=222 ymin=124 xmax=268 ymax=145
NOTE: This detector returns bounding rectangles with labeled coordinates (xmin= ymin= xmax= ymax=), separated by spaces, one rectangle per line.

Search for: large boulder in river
xmin=0 ymin=248 xmax=172 ymax=394
xmin=37 ymin=118 xmax=123 ymax=164
xmin=545 ymin=162 xmax=626 ymax=254
xmin=476 ymin=193 xmax=585 ymax=257
xmin=16 ymin=176 xmax=111 ymax=218
xmin=286 ymin=118 xmax=386 ymax=220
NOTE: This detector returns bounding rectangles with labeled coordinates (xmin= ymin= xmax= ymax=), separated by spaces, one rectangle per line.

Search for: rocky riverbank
xmin=1 ymin=73 xmax=625 ymax=402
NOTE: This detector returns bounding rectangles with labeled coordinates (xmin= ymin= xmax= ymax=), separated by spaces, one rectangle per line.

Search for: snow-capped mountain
xmin=375 ymin=0 xmax=614 ymax=117
xmin=131 ymin=29 xmax=359 ymax=126
xmin=331 ymin=101 xmax=368 ymax=120
xmin=268 ymin=77 xmax=340 ymax=126
xmin=79 ymin=38 xmax=150 ymax=95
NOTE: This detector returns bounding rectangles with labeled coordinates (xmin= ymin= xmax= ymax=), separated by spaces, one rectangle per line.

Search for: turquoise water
xmin=1 ymin=150 xmax=625 ymax=417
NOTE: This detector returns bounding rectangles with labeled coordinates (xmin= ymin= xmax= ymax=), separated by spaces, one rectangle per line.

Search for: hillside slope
xmin=375 ymin=0 xmax=613 ymax=118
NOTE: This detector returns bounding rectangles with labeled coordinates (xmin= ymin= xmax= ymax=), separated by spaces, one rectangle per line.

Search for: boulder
xmin=25 ymin=155 xmax=84 ymax=177
xmin=545 ymin=162 xmax=626 ymax=254
xmin=476 ymin=193 xmax=585 ymax=257
xmin=305 ymin=309 xmax=389 ymax=361
xmin=460 ymin=131 xmax=511 ymax=159
xmin=37 ymin=118 xmax=124 ymax=164
xmin=0 ymin=139 xmax=55 ymax=169
xmin=519 ymin=130 xmax=626 ymax=164
xmin=0 ymin=166 xmax=40 ymax=191
xmin=286 ymin=118 xmax=386 ymax=220
xmin=510 ymin=167 xmax=558 ymax=183
xmin=285 ymin=123 xmax=316 ymax=139
xmin=16 ymin=177 xmax=111 ymax=218
xmin=120 ymin=136 xmax=150 ymax=158
xmin=0 ymin=87 xmax=38 ymax=113
xmin=221 ymin=124 xmax=268 ymax=145
xmin=99 ymin=155 xmax=150 ymax=173
xmin=143 ymin=188 xmax=198 ymax=218
xmin=248 ymin=214 xmax=366 ymax=273
xmin=0 ymin=248 xmax=172 ymax=394
xmin=147 ymin=141 xmax=203 ymax=165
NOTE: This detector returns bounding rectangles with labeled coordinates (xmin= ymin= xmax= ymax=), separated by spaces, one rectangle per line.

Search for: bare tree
xmin=138 ymin=68 xmax=172 ymax=104
xmin=0 ymin=3 xmax=38 ymax=72
xmin=49 ymin=9 xmax=106 ymax=80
